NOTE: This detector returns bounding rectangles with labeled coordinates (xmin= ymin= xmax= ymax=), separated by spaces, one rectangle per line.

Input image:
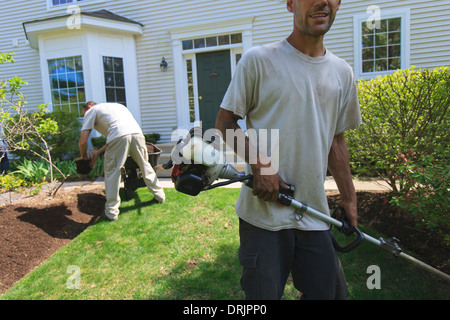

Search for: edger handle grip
xmin=245 ymin=175 xmax=295 ymax=206
xmin=331 ymin=206 xmax=365 ymax=253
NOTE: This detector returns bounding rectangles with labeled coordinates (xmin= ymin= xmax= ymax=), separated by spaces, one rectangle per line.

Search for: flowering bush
xmin=0 ymin=173 xmax=29 ymax=193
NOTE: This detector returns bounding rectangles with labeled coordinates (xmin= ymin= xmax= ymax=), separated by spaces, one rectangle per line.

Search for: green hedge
xmin=346 ymin=66 xmax=449 ymax=244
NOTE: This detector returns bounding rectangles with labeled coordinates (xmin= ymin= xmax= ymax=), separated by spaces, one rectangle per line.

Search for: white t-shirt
xmin=81 ymin=103 xmax=142 ymax=143
xmin=220 ymin=39 xmax=362 ymax=231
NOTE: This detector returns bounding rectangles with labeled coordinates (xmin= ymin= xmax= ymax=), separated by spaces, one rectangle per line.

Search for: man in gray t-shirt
xmin=78 ymin=101 xmax=165 ymax=221
xmin=216 ymin=0 xmax=361 ymax=299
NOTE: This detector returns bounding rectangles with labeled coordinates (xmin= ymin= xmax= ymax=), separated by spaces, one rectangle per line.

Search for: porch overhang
xmin=23 ymin=10 xmax=143 ymax=49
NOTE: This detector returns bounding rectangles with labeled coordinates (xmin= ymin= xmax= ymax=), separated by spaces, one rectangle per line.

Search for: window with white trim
xmin=48 ymin=56 xmax=85 ymax=116
xmin=51 ymin=0 xmax=84 ymax=5
xmin=361 ymin=17 xmax=401 ymax=73
xmin=182 ymin=33 xmax=242 ymax=51
xmin=103 ymin=56 xmax=127 ymax=107
xmin=47 ymin=0 xmax=105 ymax=11
xmin=186 ymin=59 xmax=196 ymax=122
xmin=354 ymin=9 xmax=410 ymax=78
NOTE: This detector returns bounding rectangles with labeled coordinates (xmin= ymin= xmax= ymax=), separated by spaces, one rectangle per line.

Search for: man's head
xmin=287 ymin=0 xmax=341 ymax=38
xmin=82 ymin=101 xmax=97 ymax=116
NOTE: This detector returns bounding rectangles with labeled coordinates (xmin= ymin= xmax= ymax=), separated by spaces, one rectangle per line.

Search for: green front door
xmin=196 ymin=50 xmax=231 ymax=129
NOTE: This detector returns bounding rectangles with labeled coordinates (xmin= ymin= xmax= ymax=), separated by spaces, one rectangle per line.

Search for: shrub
xmin=347 ymin=66 xmax=449 ymax=192
xmin=0 ymin=173 xmax=29 ymax=193
xmin=144 ymin=133 xmax=160 ymax=144
xmin=44 ymin=110 xmax=81 ymax=160
xmin=390 ymin=120 xmax=449 ymax=245
xmin=346 ymin=66 xmax=449 ymax=244
xmin=91 ymin=136 xmax=106 ymax=149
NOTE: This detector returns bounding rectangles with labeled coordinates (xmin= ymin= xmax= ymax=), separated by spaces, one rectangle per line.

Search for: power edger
xmin=162 ymin=127 xmax=450 ymax=283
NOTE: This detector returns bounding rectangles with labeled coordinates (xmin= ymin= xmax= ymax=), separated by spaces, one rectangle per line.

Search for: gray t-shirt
xmin=81 ymin=103 xmax=142 ymax=143
xmin=220 ymin=39 xmax=362 ymax=231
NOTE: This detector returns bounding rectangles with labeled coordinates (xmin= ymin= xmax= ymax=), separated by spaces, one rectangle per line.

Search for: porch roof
xmin=23 ymin=10 xmax=143 ymax=49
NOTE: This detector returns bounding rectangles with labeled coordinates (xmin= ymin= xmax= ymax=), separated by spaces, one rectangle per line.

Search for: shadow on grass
xmin=151 ymin=243 xmax=244 ymax=300
xmin=118 ymin=188 xmax=160 ymax=217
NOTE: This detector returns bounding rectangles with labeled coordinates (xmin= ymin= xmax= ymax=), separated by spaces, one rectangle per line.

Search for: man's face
xmin=287 ymin=0 xmax=341 ymax=37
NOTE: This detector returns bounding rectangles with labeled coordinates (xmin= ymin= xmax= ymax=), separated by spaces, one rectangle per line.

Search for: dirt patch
xmin=0 ymin=187 xmax=448 ymax=295
xmin=0 ymin=185 xmax=105 ymax=294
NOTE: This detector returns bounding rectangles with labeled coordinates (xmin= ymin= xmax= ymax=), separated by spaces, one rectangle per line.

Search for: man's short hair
xmin=83 ymin=101 xmax=97 ymax=109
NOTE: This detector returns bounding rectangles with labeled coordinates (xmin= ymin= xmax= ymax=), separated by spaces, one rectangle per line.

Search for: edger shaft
xmin=287 ymin=196 xmax=450 ymax=283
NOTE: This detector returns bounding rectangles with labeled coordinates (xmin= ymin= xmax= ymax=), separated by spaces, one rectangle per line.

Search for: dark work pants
xmin=238 ymin=218 xmax=348 ymax=300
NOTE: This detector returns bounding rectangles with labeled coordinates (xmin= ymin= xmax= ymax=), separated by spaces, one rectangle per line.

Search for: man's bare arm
xmin=328 ymin=133 xmax=358 ymax=226
xmin=78 ymin=130 xmax=91 ymax=160
xmin=216 ymin=108 xmax=286 ymax=202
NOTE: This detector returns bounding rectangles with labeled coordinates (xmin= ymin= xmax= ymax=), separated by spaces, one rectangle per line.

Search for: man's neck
xmin=286 ymin=31 xmax=326 ymax=58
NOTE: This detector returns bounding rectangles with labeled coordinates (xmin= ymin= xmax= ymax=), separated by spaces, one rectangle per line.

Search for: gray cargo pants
xmin=238 ymin=218 xmax=348 ymax=300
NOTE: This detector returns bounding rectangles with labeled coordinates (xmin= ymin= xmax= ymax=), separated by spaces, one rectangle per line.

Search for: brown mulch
xmin=327 ymin=190 xmax=450 ymax=276
xmin=0 ymin=185 xmax=105 ymax=294
xmin=0 ymin=186 xmax=448 ymax=295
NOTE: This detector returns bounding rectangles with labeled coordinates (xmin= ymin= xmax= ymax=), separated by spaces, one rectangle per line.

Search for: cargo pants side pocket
xmin=238 ymin=247 xmax=260 ymax=300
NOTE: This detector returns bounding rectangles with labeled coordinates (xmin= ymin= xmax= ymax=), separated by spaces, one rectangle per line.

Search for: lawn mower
xmin=163 ymin=127 xmax=450 ymax=283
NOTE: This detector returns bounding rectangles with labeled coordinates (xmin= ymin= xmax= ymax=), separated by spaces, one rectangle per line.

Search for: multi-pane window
xmin=103 ymin=56 xmax=127 ymax=106
xmin=48 ymin=56 xmax=85 ymax=116
xmin=182 ymin=33 xmax=242 ymax=50
xmin=52 ymin=0 xmax=84 ymax=5
xmin=186 ymin=59 xmax=195 ymax=122
xmin=361 ymin=17 xmax=402 ymax=73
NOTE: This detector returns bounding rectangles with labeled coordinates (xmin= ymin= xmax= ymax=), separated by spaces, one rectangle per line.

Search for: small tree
xmin=1 ymin=51 xmax=67 ymax=196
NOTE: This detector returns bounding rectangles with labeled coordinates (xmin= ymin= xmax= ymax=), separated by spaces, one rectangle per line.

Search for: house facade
xmin=1 ymin=0 xmax=449 ymax=143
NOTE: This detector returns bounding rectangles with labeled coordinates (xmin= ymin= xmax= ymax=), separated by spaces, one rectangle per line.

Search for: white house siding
xmin=0 ymin=1 xmax=48 ymax=113
xmin=326 ymin=0 xmax=450 ymax=73
xmin=1 ymin=0 xmax=448 ymax=142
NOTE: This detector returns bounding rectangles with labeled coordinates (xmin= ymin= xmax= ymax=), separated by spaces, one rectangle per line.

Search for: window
xmin=103 ymin=56 xmax=127 ymax=106
xmin=52 ymin=0 xmax=84 ymax=5
xmin=47 ymin=0 xmax=105 ymax=11
xmin=354 ymin=9 xmax=410 ymax=78
xmin=48 ymin=56 xmax=85 ymax=116
xmin=361 ymin=18 xmax=401 ymax=73
xmin=186 ymin=59 xmax=196 ymax=122
xmin=182 ymin=33 xmax=242 ymax=51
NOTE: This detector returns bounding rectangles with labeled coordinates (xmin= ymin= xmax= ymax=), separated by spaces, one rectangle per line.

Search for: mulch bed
xmin=0 ymin=186 xmax=105 ymax=294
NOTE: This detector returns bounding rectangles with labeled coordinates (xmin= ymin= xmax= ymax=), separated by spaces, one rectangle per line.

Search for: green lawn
xmin=1 ymin=188 xmax=449 ymax=300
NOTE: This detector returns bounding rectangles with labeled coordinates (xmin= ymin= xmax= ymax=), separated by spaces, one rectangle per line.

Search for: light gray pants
xmin=103 ymin=134 xmax=165 ymax=220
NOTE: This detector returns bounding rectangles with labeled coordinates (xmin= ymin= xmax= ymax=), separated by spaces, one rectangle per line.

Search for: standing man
xmin=216 ymin=0 xmax=362 ymax=299
xmin=78 ymin=101 xmax=165 ymax=221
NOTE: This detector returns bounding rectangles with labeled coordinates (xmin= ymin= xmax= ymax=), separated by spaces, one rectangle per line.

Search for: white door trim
xmin=169 ymin=16 xmax=254 ymax=134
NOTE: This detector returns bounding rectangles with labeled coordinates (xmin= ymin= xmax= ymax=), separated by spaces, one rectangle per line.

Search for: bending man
xmin=78 ymin=101 xmax=165 ymax=221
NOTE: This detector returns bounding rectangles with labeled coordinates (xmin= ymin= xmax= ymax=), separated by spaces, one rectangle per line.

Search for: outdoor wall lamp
xmin=160 ymin=57 xmax=168 ymax=72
